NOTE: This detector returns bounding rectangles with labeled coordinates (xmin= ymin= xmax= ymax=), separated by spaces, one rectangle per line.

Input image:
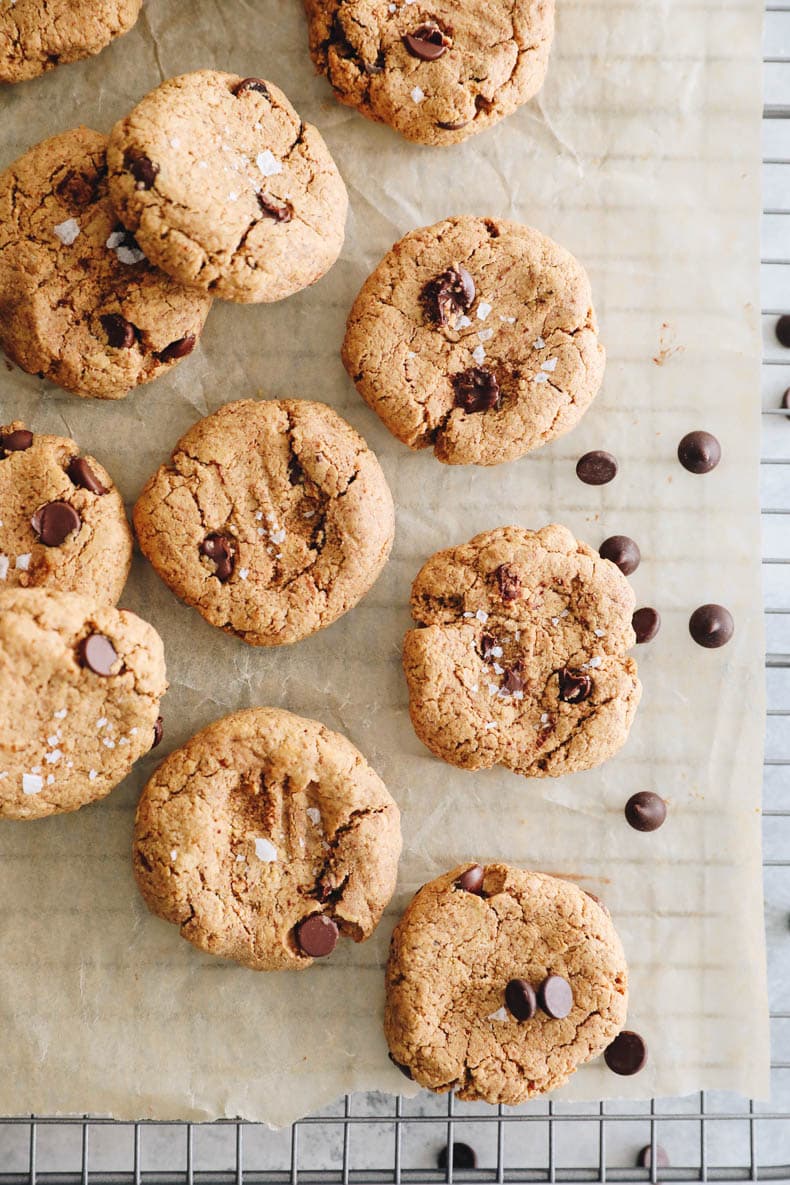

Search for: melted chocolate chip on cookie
xmin=403 ymin=22 xmax=452 ymax=61
xmin=422 ymin=266 xmax=475 ymax=327
xmin=199 ymin=532 xmax=235 ymax=582
xmin=558 ymin=668 xmax=592 ymax=704
xmin=452 ymin=367 xmax=500 ymax=413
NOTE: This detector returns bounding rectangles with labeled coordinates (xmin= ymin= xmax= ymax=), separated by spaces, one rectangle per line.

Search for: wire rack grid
xmin=1 ymin=7 xmax=789 ymax=1185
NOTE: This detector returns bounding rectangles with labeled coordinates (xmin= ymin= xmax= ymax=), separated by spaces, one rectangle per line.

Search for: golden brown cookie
xmin=403 ymin=524 xmax=641 ymax=777
xmin=304 ymin=1 xmax=555 ymax=146
xmin=0 ymin=588 xmax=167 ymax=820
xmin=0 ymin=421 xmax=132 ymax=604
xmin=0 ymin=127 xmax=212 ymax=399
xmin=107 ymin=70 xmax=349 ymax=303
xmin=133 ymin=399 xmax=395 ymax=647
xmin=133 ymin=707 xmax=402 ymax=971
xmin=0 ymin=0 xmax=142 ymax=84
xmin=385 ymin=863 xmax=629 ymax=1103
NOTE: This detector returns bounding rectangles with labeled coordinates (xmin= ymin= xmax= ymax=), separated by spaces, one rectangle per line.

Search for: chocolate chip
xmin=689 ymin=603 xmax=734 ymax=648
xmin=388 ymin=1052 xmax=414 ymax=1080
xmin=296 ymin=914 xmax=339 ymax=958
xmin=151 ymin=716 xmax=164 ymax=750
xmin=438 ymin=1143 xmax=477 ymax=1171
xmin=538 ymin=974 xmax=573 ymax=1019
xmin=125 ymin=150 xmax=159 ymax=189
xmin=403 ymin=22 xmax=451 ymax=60
xmin=505 ymin=978 xmax=537 ymax=1021
xmin=632 ymin=607 xmax=660 ymax=644
xmin=422 ymin=266 xmax=476 ymax=327
xmin=456 ymin=864 xmax=484 ymax=894
xmin=495 ymin=563 xmax=521 ymax=602
xmin=637 ymin=1145 xmax=670 ymax=1170
xmin=1 ymin=428 xmax=33 ymax=454
xmin=199 ymin=532 xmax=235 ymax=582
xmin=100 ymin=313 xmax=136 ymax=349
xmin=437 ymin=118 xmax=471 ymax=131
xmin=599 ymin=535 xmax=641 ymax=575
xmin=677 ymin=430 xmax=721 ymax=474
xmin=157 ymin=335 xmax=196 ymax=364
xmin=452 ymin=367 xmax=500 ymax=413
xmin=56 ymin=169 xmax=98 ymax=207
xmin=258 ymin=193 xmax=293 ymax=222
xmin=67 ymin=457 xmax=108 ymax=495
xmin=479 ymin=633 xmax=498 ymax=662
xmin=31 ymin=501 xmax=81 ymax=547
xmin=77 ymin=633 xmax=119 ymax=677
xmin=233 ymin=77 xmax=271 ymax=98
xmin=576 ymin=450 xmax=618 ymax=486
xmin=604 ymin=1030 xmax=648 ymax=1076
xmin=502 ymin=665 xmax=525 ymax=695
xmin=625 ymin=791 xmax=667 ymax=832
xmin=558 ymin=668 xmax=592 ymax=704
xmin=776 ymin=315 xmax=790 ymax=348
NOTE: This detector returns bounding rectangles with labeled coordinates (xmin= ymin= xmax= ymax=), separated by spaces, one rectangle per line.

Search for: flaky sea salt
xmin=487 ymin=1006 xmax=509 ymax=1022
xmin=475 ymin=609 xmax=488 ymax=623
xmin=541 ymin=357 xmax=558 ymax=372
xmin=477 ymin=302 xmax=492 ymax=321
xmin=472 ymin=344 xmax=486 ymax=365
xmin=256 ymin=150 xmax=282 ymax=177
xmin=15 ymin=554 xmax=30 ymax=570
xmin=533 ymin=336 xmax=545 ymax=350
xmin=254 ymin=837 xmax=278 ymax=862
xmin=306 ymin=807 xmax=321 ymax=825
xmin=22 ymin=774 xmax=43 ymax=796
xmin=411 ymin=86 xmax=425 ymax=103
xmin=54 ymin=219 xmax=80 ymax=246
xmin=0 ymin=556 xmax=8 ymax=581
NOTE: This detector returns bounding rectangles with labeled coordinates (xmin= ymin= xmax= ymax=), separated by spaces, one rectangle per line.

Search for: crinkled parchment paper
xmin=0 ymin=0 xmax=768 ymax=1125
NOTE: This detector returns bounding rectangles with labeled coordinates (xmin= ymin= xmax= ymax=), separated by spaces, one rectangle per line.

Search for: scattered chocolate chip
xmin=689 ymin=603 xmax=734 ymax=649
xmin=452 ymin=367 xmax=500 ymax=413
xmin=625 ymin=791 xmax=667 ymax=833
xmin=403 ymin=22 xmax=451 ymax=61
xmin=233 ymin=77 xmax=271 ymax=98
xmin=422 ymin=266 xmax=476 ymax=327
xmin=199 ymin=532 xmax=235 ymax=582
xmin=558 ymin=668 xmax=592 ymax=704
xmin=1 ymin=428 xmax=33 ymax=454
xmin=436 ymin=118 xmax=471 ymax=131
xmin=157 ymin=335 xmax=196 ymax=364
xmin=600 ymin=535 xmax=641 ymax=576
xmin=77 ymin=633 xmax=119 ymax=677
xmin=776 ymin=315 xmax=790 ymax=348
xmin=296 ymin=914 xmax=339 ymax=958
xmin=677 ymin=430 xmax=721 ymax=474
xmin=456 ymin=864 xmax=484 ymax=894
xmin=258 ymin=193 xmax=293 ymax=222
xmin=56 ymin=169 xmax=97 ymax=207
xmin=632 ymin=607 xmax=660 ymax=644
xmin=637 ymin=1145 xmax=670 ymax=1170
xmin=100 ymin=313 xmax=136 ymax=349
xmin=151 ymin=716 xmax=164 ymax=750
xmin=31 ymin=501 xmax=81 ymax=547
xmin=388 ymin=1051 xmax=414 ymax=1080
xmin=538 ymin=974 xmax=573 ymax=1019
xmin=502 ymin=665 xmax=525 ymax=695
xmin=67 ymin=457 xmax=108 ymax=495
xmin=125 ymin=150 xmax=159 ymax=190
xmin=604 ymin=1030 xmax=648 ymax=1076
xmin=480 ymin=633 xmax=498 ymax=662
xmin=495 ymin=563 xmax=521 ymax=602
xmin=437 ymin=1142 xmax=477 ymax=1171
xmin=576 ymin=450 xmax=618 ymax=486
xmin=505 ymin=978 xmax=537 ymax=1021
xmin=288 ymin=455 xmax=303 ymax=484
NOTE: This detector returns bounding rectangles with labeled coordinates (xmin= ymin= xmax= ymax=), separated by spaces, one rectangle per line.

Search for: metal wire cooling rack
xmin=1 ymin=7 xmax=789 ymax=1184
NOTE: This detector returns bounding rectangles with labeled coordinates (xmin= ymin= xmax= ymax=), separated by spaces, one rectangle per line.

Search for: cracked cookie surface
xmin=303 ymin=0 xmax=555 ymax=146
xmin=385 ymin=863 xmax=628 ymax=1103
xmin=107 ymin=70 xmax=349 ymax=303
xmin=0 ymin=126 xmax=212 ymax=399
xmin=0 ymin=588 xmax=167 ymax=820
xmin=403 ymin=524 xmax=641 ymax=777
xmin=0 ymin=0 xmax=141 ymax=84
xmin=133 ymin=706 xmax=402 ymax=971
xmin=343 ymin=216 xmax=605 ymax=466
xmin=0 ymin=421 xmax=132 ymax=604
xmin=133 ymin=398 xmax=395 ymax=647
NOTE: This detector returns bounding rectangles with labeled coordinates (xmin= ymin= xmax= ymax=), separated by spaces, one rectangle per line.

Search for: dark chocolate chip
xmin=456 ymin=864 xmax=484 ymax=894
xmin=558 ymin=668 xmax=592 ymax=704
xmin=776 ymin=315 xmax=790 ymax=348
xmin=438 ymin=1142 xmax=477 ymax=1171
xmin=151 ymin=716 xmax=164 ymax=750
xmin=437 ymin=118 xmax=471 ymax=131
xmin=55 ymin=169 xmax=98 ymax=207
xmin=632 ymin=607 xmax=661 ymax=644
xmin=1 ymin=428 xmax=33 ymax=454
xmin=625 ymin=791 xmax=667 ymax=833
xmin=67 ymin=457 xmax=108 ymax=495
xmin=199 ymin=532 xmax=235 ymax=582
xmin=100 ymin=313 xmax=136 ymax=349
xmin=258 ymin=193 xmax=293 ymax=222
xmin=77 ymin=633 xmax=119 ymax=677
xmin=604 ymin=1030 xmax=648 ymax=1076
xmin=125 ymin=150 xmax=159 ymax=189
xmin=480 ymin=633 xmax=499 ymax=662
xmin=637 ymin=1145 xmax=670 ymax=1170
xmin=403 ymin=22 xmax=451 ymax=61
xmin=452 ymin=367 xmax=500 ymax=413
xmin=233 ymin=77 xmax=271 ymax=98
xmin=689 ymin=603 xmax=734 ymax=649
xmin=576 ymin=450 xmax=618 ymax=486
xmin=288 ymin=455 xmax=303 ymax=485
xmin=538 ymin=974 xmax=573 ymax=1019
xmin=388 ymin=1051 xmax=414 ymax=1080
xmin=599 ymin=535 xmax=641 ymax=575
xmin=31 ymin=501 xmax=81 ymax=547
xmin=505 ymin=978 xmax=537 ymax=1021
xmin=502 ymin=664 xmax=525 ymax=695
xmin=677 ymin=430 xmax=721 ymax=474
xmin=422 ymin=266 xmax=476 ymax=327
xmin=296 ymin=914 xmax=339 ymax=958
xmin=157 ymin=335 xmax=196 ymax=364
xmin=495 ymin=562 xmax=521 ymax=602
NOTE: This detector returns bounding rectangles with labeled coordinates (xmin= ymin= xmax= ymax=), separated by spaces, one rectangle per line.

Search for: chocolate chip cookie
xmin=0 ymin=127 xmax=212 ymax=399
xmin=403 ymin=524 xmax=641 ymax=776
xmin=342 ymin=217 xmax=605 ymax=466
xmin=0 ymin=0 xmax=142 ymax=84
xmin=0 ymin=422 xmax=132 ymax=604
xmin=107 ymin=70 xmax=349 ymax=303
xmin=304 ymin=1 xmax=555 ymax=146
xmin=385 ymin=863 xmax=628 ymax=1102
xmin=0 ymin=588 xmax=167 ymax=820
xmin=133 ymin=707 xmax=402 ymax=971
xmin=133 ymin=399 xmax=395 ymax=647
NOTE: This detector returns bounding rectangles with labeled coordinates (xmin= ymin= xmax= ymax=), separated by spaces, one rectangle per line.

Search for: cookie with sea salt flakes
xmin=0 ymin=588 xmax=167 ymax=820
xmin=403 ymin=524 xmax=641 ymax=777
xmin=0 ymin=422 xmax=132 ymax=604
xmin=342 ymin=216 xmax=605 ymax=466
xmin=0 ymin=0 xmax=142 ymax=85
xmin=106 ymin=70 xmax=349 ymax=303
xmin=385 ymin=863 xmax=628 ymax=1103
xmin=133 ymin=707 xmax=402 ymax=971
xmin=133 ymin=399 xmax=395 ymax=647
xmin=0 ymin=127 xmax=212 ymax=400
xmin=303 ymin=0 xmax=555 ymax=147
